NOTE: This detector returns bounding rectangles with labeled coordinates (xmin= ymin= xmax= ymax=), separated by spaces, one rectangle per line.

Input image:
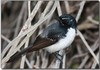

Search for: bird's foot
xmin=54 ymin=51 xmax=63 ymax=68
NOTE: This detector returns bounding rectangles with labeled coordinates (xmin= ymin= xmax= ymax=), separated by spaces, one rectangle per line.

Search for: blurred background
xmin=1 ymin=1 xmax=99 ymax=69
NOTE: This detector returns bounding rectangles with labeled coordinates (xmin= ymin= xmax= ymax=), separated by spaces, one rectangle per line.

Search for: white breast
xmin=44 ymin=28 xmax=76 ymax=53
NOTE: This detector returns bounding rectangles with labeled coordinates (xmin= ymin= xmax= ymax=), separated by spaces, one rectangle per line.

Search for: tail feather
xmin=7 ymin=47 xmax=31 ymax=63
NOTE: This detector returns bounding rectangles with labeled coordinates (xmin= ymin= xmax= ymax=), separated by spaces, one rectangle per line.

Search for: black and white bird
xmin=7 ymin=14 xmax=77 ymax=63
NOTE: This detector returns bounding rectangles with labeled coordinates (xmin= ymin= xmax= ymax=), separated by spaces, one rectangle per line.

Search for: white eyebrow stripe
xmin=62 ymin=18 xmax=69 ymax=20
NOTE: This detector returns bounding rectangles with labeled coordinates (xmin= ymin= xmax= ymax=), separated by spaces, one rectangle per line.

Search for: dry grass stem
xmin=20 ymin=1 xmax=31 ymax=68
xmin=14 ymin=2 xmax=27 ymax=38
xmin=76 ymin=1 xmax=86 ymax=22
xmin=78 ymin=39 xmax=99 ymax=68
xmin=62 ymin=53 xmax=66 ymax=68
xmin=64 ymin=1 xmax=70 ymax=14
xmin=25 ymin=58 xmax=33 ymax=68
xmin=18 ymin=1 xmax=43 ymax=36
xmin=1 ymin=35 xmax=11 ymax=43
xmin=77 ymin=30 xmax=99 ymax=64
xmin=56 ymin=1 xmax=62 ymax=16
xmin=87 ymin=16 xmax=99 ymax=25
xmin=91 ymin=52 xmax=99 ymax=68
xmin=78 ymin=55 xmax=89 ymax=68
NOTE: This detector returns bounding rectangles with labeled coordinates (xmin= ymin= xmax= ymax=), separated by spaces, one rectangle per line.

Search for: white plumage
xmin=44 ymin=27 xmax=76 ymax=53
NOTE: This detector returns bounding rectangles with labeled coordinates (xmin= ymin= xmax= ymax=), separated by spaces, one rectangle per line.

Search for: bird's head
xmin=59 ymin=14 xmax=77 ymax=31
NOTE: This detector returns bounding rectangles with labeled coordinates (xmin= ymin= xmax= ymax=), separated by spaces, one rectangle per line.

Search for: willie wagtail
xmin=7 ymin=14 xmax=77 ymax=63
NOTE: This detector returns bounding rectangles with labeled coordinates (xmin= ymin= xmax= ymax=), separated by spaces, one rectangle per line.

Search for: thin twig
xmin=40 ymin=1 xmax=53 ymax=18
xmin=35 ymin=55 xmax=40 ymax=67
xmin=37 ymin=1 xmax=53 ymax=34
xmin=56 ymin=1 xmax=62 ymax=16
xmin=48 ymin=59 xmax=56 ymax=68
xmin=78 ymin=39 xmax=99 ymax=68
xmin=76 ymin=44 xmax=83 ymax=55
xmin=1 ymin=34 xmax=11 ymax=43
xmin=76 ymin=1 xmax=86 ymax=22
xmin=28 ymin=1 xmax=31 ymax=18
xmin=2 ymin=37 xmax=27 ymax=64
xmin=20 ymin=1 xmax=31 ymax=68
xmin=78 ymin=55 xmax=89 ymax=68
xmin=14 ymin=2 xmax=26 ymax=38
xmin=77 ymin=30 xmax=99 ymax=64
xmin=40 ymin=50 xmax=48 ymax=68
xmin=20 ymin=55 xmax=26 ymax=68
xmin=18 ymin=1 xmax=43 ymax=36
xmin=20 ymin=39 xmax=29 ymax=68
xmin=64 ymin=1 xmax=70 ymax=14
xmin=2 ymin=36 xmax=20 ymax=58
xmin=2 ymin=30 xmax=35 ymax=64
xmin=25 ymin=58 xmax=33 ymax=68
xmin=91 ymin=52 xmax=99 ymax=68
xmin=87 ymin=16 xmax=99 ymax=25
xmin=68 ymin=53 xmax=87 ymax=68
xmin=62 ymin=53 xmax=66 ymax=68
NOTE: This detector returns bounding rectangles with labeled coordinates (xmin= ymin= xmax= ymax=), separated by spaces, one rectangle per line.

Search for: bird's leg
xmin=55 ymin=51 xmax=63 ymax=57
xmin=54 ymin=51 xmax=63 ymax=68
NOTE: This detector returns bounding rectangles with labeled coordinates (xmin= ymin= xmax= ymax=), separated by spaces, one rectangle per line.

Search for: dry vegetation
xmin=1 ymin=1 xmax=99 ymax=69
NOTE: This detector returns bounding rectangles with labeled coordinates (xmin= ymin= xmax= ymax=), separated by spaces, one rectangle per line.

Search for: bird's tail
xmin=7 ymin=46 xmax=32 ymax=63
